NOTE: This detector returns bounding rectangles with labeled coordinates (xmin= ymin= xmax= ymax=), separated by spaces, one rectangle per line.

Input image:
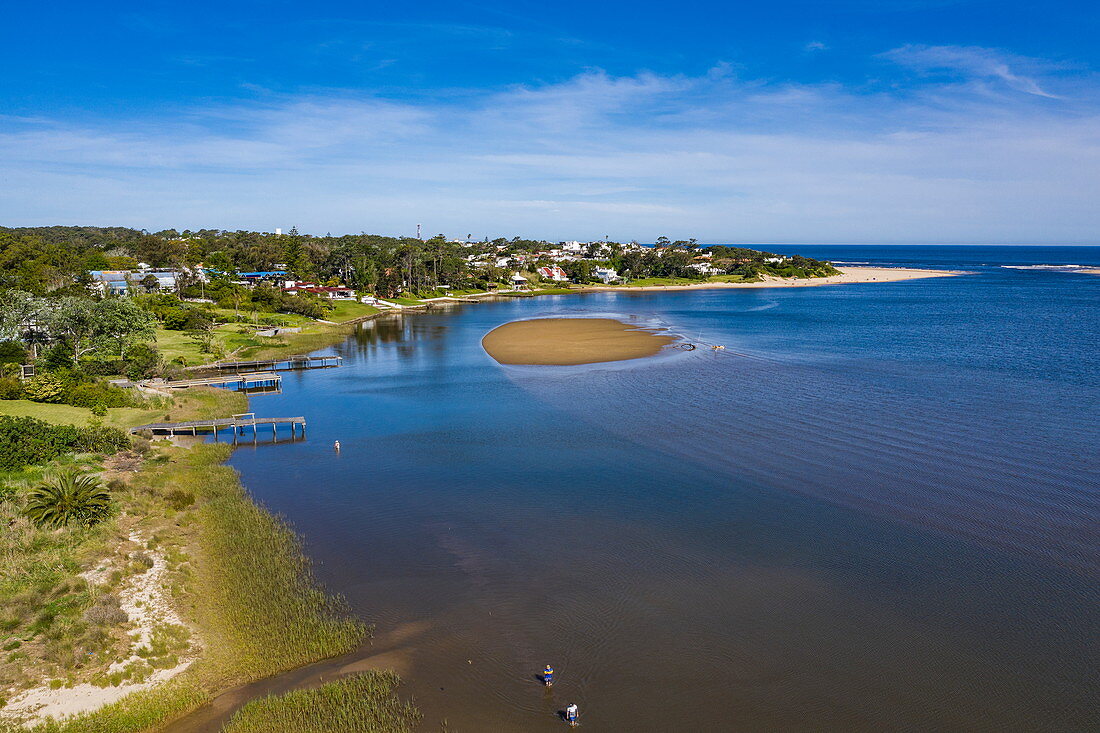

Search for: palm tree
xmin=24 ymin=470 xmax=112 ymax=528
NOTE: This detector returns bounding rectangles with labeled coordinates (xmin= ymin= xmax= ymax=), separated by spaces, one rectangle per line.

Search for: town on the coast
xmin=0 ymin=224 xmax=913 ymax=730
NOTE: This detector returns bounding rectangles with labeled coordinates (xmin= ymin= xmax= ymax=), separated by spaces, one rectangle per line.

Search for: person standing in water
xmin=333 ymin=440 xmax=341 ymax=451
xmin=565 ymin=703 xmax=579 ymax=727
xmin=542 ymin=664 xmax=554 ymax=686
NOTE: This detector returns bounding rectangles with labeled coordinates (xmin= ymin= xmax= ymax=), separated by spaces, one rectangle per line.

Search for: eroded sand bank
xmin=482 ymin=318 xmax=677 ymax=365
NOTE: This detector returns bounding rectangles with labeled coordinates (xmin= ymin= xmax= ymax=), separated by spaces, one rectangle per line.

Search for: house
xmin=509 ymin=273 xmax=530 ymax=290
xmin=281 ymin=281 xmax=356 ymax=300
xmin=536 ymin=265 xmax=569 ymax=282
xmin=689 ymin=263 xmax=722 ymax=276
xmin=88 ymin=271 xmax=132 ymax=296
xmin=593 ymin=267 xmax=620 ymax=283
xmin=137 ymin=270 xmax=181 ymax=290
xmin=239 ymin=270 xmax=288 ymax=284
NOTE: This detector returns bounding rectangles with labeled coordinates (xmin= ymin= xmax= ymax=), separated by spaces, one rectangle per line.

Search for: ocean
xmin=218 ymin=246 xmax=1098 ymax=731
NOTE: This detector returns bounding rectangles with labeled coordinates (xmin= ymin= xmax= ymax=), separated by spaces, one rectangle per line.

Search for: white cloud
xmin=880 ymin=44 xmax=1062 ymax=98
xmin=1 ymin=52 xmax=1098 ymax=243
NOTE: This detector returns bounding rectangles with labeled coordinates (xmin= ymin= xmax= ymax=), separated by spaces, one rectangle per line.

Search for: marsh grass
xmin=176 ymin=445 xmax=367 ymax=682
xmin=221 ymin=672 xmax=420 ymax=733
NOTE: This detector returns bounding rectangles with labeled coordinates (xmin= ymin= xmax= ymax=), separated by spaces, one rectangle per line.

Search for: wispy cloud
xmin=1 ymin=48 xmax=1098 ymax=243
xmin=881 ymin=44 xmax=1063 ymax=98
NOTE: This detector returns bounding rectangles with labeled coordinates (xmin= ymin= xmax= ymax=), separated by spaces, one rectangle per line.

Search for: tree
xmin=655 ymin=236 xmax=671 ymax=248
xmin=47 ymin=297 xmax=101 ymax=361
xmin=94 ymin=298 xmax=156 ymax=359
xmin=24 ymin=469 xmax=112 ymax=528
xmin=0 ymin=290 xmax=44 ymax=341
xmin=140 ymin=274 xmax=160 ymax=292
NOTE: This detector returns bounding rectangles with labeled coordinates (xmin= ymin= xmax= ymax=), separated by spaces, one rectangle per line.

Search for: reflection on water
xmin=220 ymin=258 xmax=1098 ymax=732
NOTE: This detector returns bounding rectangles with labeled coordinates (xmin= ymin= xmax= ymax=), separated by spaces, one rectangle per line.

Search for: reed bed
xmin=221 ymin=672 xmax=420 ymax=733
xmin=183 ymin=444 xmax=368 ymax=681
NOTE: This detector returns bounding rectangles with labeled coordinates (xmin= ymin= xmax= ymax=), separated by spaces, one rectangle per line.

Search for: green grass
xmin=323 ymin=301 xmax=381 ymax=323
xmin=0 ymin=400 xmax=162 ymax=431
xmin=221 ymin=672 xmax=419 ymax=733
xmin=498 ymin=287 xmax=574 ymax=297
xmin=388 ymin=297 xmax=426 ymax=307
xmin=610 ymin=276 xmax=706 ymax=287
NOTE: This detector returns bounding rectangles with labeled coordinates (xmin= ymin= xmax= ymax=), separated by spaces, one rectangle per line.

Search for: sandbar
xmin=482 ymin=318 xmax=677 ymax=365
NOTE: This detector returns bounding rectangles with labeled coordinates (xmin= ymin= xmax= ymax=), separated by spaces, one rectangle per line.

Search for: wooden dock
xmin=156 ymin=372 xmax=282 ymax=392
xmin=194 ymin=354 xmax=342 ymax=373
xmin=129 ymin=413 xmax=305 ymax=439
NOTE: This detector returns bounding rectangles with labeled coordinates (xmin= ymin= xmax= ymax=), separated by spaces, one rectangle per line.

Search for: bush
xmin=0 ymin=375 xmax=23 ymax=400
xmin=23 ymin=373 xmax=67 ymax=403
xmin=82 ymin=595 xmax=128 ymax=626
xmin=0 ymin=416 xmax=130 ymax=470
xmin=73 ymin=423 xmax=132 ymax=454
xmin=65 ymin=381 xmax=135 ymax=409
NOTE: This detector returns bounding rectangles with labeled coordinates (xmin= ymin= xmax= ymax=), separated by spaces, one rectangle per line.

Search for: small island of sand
xmin=482 ymin=318 xmax=677 ymax=365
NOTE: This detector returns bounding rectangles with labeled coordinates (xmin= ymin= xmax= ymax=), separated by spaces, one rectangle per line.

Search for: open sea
xmin=212 ymin=246 xmax=1097 ymax=731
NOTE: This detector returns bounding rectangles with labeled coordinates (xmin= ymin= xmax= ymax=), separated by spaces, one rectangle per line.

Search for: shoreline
xmin=573 ymin=266 xmax=962 ymax=293
xmin=0 ymin=265 xmax=959 ymax=729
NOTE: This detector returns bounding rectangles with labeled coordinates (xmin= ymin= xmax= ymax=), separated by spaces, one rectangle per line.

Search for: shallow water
xmin=218 ymin=246 xmax=1098 ymax=731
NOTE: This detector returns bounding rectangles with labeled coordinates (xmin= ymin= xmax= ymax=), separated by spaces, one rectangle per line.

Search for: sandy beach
xmin=482 ymin=317 xmax=677 ymax=365
xmin=577 ymin=266 xmax=961 ymax=292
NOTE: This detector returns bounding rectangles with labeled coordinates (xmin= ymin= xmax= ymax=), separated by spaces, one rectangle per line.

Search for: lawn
xmin=0 ymin=399 xmax=163 ymax=431
xmin=323 ymin=300 xmax=380 ymax=323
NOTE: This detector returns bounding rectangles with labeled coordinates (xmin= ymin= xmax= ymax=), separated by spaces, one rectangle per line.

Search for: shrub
xmin=0 ymin=375 xmax=22 ymax=400
xmin=23 ymin=373 xmax=67 ymax=403
xmin=72 ymin=423 xmax=131 ymax=454
xmin=65 ymin=380 xmax=135 ymax=409
xmin=82 ymin=595 xmax=128 ymax=626
xmin=24 ymin=469 xmax=113 ymax=528
xmin=0 ymin=416 xmax=130 ymax=470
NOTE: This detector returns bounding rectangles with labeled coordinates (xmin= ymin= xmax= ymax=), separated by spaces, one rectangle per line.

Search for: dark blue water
xmin=228 ymin=246 xmax=1099 ymax=731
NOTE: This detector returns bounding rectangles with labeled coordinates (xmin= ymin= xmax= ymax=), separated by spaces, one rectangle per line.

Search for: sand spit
xmin=577 ymin=266 xmax=961 ymax=293
xmin=482 ymin=318 xmax=677 ymax=366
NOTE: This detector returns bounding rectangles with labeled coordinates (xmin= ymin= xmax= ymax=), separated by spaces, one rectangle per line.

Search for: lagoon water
xmin=227 ymin=246 xmax=1098 ymax=731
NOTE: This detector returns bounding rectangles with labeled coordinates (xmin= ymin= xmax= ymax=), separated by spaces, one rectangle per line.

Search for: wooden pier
xmin=194 ymin=354 xmax=342 ymax=373
xmin=129 ymin=412 xmax=305 ymax=440
xmin=157 ymin=372 xmax=282 ymax=392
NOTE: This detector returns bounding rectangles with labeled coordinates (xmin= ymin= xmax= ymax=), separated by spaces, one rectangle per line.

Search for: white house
xmin=689 ymin=263 xmax=722 ymax=276
xmin=593 ymin=267 xmax=620 ymax=283
xmin=510 ymin=273 xmax=529 ymax=290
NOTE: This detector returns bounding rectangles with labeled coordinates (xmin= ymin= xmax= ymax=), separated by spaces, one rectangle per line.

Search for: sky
xmin=2 ymin=0 xmax=1099 ymax=243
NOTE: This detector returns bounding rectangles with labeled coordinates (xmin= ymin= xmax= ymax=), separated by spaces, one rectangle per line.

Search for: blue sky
xmin=2 ymin=0 xmax=1098 ymax=242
